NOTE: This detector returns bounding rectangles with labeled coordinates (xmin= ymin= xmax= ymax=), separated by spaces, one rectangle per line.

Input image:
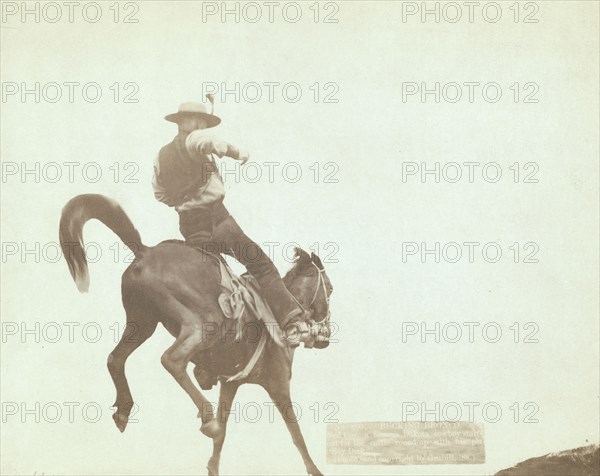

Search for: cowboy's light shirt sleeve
xmin=185 ymin=130 xmax=240 ymax=160
xmin=151 ymin=154 xmax=168 ymax=203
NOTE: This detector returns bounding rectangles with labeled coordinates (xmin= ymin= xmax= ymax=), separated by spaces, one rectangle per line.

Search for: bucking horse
xmin=59 ymin=194 xmax=333 ymax=476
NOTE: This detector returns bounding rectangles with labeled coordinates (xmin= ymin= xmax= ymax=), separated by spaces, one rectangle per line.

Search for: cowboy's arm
xmin=151 ymin=155 xmax=168 ymax=203
xmin=185 ymin=130 xmax=250 ymax=163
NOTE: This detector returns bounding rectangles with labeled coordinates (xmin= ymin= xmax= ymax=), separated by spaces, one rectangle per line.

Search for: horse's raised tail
xmin=59 ymin=194 xmax=144 ymax=293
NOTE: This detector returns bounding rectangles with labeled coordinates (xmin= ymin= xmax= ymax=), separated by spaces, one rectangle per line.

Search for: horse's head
xmin=283 ymin=247 xmax=333 ymax=348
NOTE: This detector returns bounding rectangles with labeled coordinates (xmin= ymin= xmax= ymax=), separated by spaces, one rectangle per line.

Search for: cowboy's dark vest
xmin=156 ymin=137 xmax=217 ymax=208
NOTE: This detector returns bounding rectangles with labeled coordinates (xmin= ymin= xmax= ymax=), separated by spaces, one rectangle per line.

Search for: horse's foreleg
xmin=206 ymin=381 xmax=239 ymax=476
xmin=161 ymin=326 xmax=215 ymax=425
xmin=267 ymin=385 xmax=324 ymax=476
xmin=107 ymin=315 xmax=157 ymax=432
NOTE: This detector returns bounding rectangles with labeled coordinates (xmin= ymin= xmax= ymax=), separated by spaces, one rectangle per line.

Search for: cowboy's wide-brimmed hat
xmin=164 ymin=102 xmax=221 ymax=127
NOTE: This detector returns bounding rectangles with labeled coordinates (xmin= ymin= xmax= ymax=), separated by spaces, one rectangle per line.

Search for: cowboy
xmin=152 ymin=101 xmax=313 ymax=343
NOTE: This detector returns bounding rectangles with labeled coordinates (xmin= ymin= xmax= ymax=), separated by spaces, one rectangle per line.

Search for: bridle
xmin=285 ymin=260 xmax=332 ymax=347
xmin=308 ymin=261 xmax=331 ymax=324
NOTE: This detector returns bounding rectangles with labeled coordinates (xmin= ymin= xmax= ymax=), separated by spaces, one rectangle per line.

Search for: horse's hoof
xmin=207 ymin=457 xmax=219 ymax=476
xmin=112 ymin=412 xmax=128 ymax=433
xmin=307 ymin=466 xmax=324 ymax=476
xmin=200 ymin=419 xmax=223 ymax=439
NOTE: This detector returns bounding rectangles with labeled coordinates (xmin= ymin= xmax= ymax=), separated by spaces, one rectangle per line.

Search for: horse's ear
xmin=310 ymin=252 xmax=324 ymax=270
xmin=294 ymin=247 xmax=311 ymax=264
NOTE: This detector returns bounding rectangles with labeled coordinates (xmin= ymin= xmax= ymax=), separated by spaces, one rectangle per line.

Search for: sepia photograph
xmin=1 ymin=1 xmax=599 ymax=475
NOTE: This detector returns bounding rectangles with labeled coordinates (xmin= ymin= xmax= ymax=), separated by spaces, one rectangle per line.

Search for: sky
xmin=1 ymin=1 xmax=599 ymax=475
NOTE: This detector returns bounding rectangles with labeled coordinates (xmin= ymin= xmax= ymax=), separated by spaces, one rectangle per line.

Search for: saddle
xmin=216 ymin=258 xmax=284 ymax=348
xmin=176 ymin=242 xmax=285 ymax=388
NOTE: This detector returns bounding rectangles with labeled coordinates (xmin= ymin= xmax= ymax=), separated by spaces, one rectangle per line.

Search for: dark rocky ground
xmin=495 ymin=444 xmax=599 ymax=476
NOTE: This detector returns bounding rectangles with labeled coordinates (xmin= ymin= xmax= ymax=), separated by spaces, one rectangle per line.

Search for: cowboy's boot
xmin=259 ymin=280 xmax=318 ymax=347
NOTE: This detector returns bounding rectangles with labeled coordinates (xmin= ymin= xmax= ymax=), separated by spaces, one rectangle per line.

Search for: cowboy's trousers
xmin=178 ymin=201 xmax=302 ymax=327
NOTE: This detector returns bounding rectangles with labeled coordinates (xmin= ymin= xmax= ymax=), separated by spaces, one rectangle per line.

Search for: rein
xmin=291 ymin=261 xmax=331 ymax=321
xmin=309 ymin=261 xmax=330 ymax=319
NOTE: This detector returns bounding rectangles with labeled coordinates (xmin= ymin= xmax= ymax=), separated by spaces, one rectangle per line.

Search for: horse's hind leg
xmin=161 ymin=324 xmax=215 ymax=428
xmin=207 ymin=381 xmax=239 ymax=476
xmin=107 ymin=312 xmax=157 ymax=432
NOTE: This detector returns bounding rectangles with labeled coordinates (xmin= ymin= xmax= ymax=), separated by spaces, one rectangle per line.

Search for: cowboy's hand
xmin=236 ymin=150 xmax=250 ymax=165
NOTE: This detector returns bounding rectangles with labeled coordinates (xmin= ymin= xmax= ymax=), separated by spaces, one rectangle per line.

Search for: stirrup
xmin=304 ymin=318 xmax=330 ymax=349
xmin=312 ymin=318 xmax=331 ymax=349
xmin=283 ymin=318 xmax=328 ymax=348
xmin=283 ymin=319 xmax=307 ymax=346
